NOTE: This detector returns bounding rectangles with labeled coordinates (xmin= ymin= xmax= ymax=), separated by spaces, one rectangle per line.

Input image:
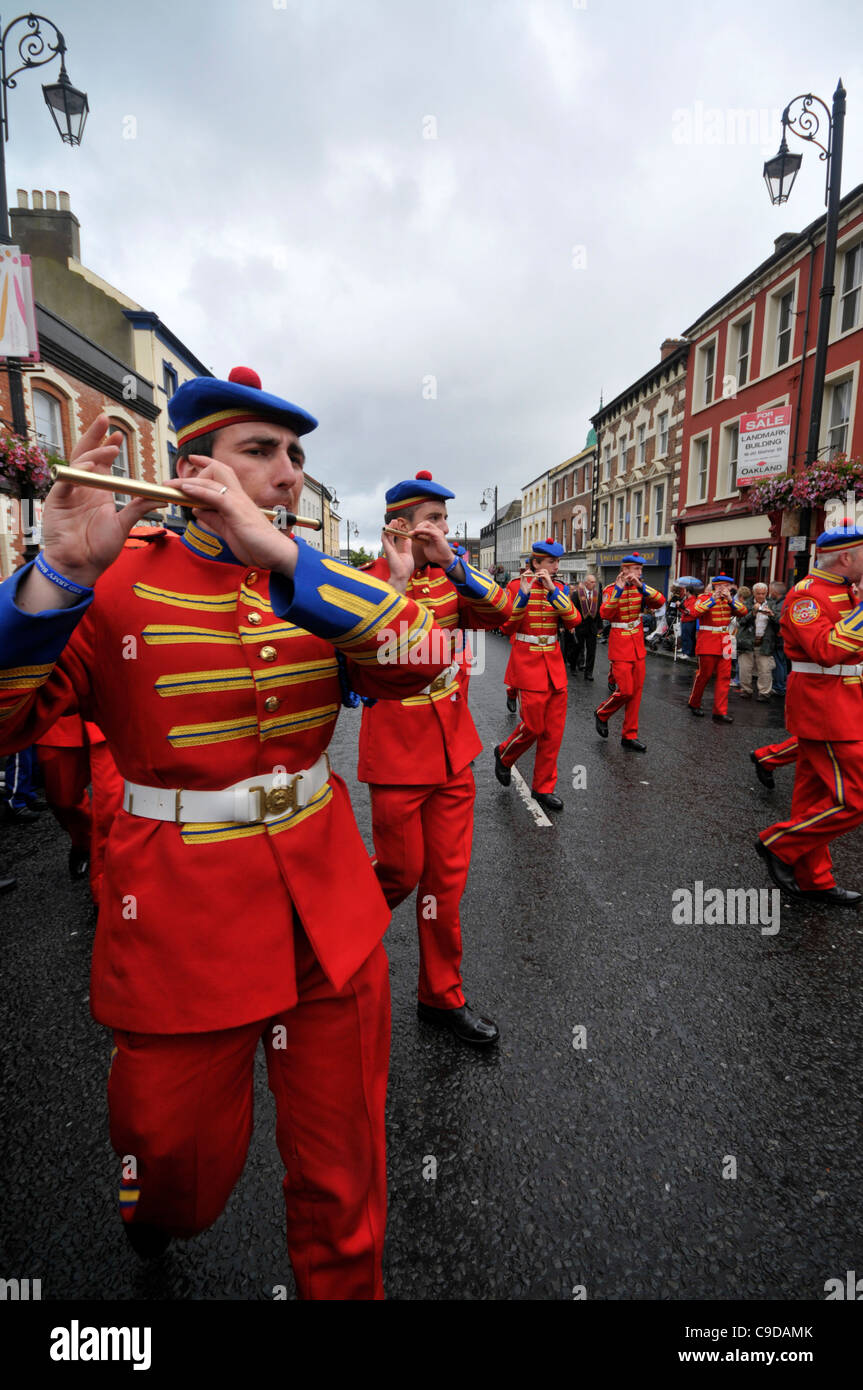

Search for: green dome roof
xmin=585 ymin=426 xmax=597 ymax=449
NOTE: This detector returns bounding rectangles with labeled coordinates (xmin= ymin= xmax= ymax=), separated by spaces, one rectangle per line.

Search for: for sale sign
xmin=736 ymin=407 xmax=792 ymax=486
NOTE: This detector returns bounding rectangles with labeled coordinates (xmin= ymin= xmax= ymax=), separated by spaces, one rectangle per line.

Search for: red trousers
xmin=37 ymin=742 xmax=123 ymax=903
xmin=595 ymin=659 xmax=645 ymax=740
xmin=760 ymin=739 xmax=863 ymax=890
xmin=754 ymin=737 xmax=798 ymax=769
xmin=689 ymin=654 xmax=731 ymax=716
xmin=499 ymin=684 xmax=568 ymax=792
xmin=109 ymin=927 xmax=390 ymax=1300
xmin=369 ymin=764 xmax=474 ymax=1008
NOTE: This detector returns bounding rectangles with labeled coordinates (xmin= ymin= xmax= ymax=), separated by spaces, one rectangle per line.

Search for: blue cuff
xmin=451 ymin=558 xmax=496 ymax=601
xmin=549 ymin=588 xmax=568 ymax=611
xmin=268 ymin=536 xmax=405 ymax=641
xmin=0 ymin=561 xmax=94 ymax=667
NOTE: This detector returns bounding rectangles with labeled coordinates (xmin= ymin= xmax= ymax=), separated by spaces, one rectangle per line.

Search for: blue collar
xmin=181 ymin=519 xmax=244 ymax=566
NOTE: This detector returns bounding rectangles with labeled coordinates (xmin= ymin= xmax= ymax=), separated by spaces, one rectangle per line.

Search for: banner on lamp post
xmin=0 ymin=249 xmax=39 ymax=360
xmin=736 ymin=407 xmax=792 ymax=486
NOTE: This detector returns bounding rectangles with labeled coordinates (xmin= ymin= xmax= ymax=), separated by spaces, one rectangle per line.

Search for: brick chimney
xmin=10 ymin=188 xmax=80 ymax=262
xmin=660 ymin=337 xmax=687 ymax=360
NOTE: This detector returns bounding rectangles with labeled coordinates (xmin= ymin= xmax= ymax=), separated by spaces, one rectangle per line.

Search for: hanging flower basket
xmin=747 ymin=456 xmax=863 ymax=514
xmin=0 ymin=431 xmax=52 ymax=496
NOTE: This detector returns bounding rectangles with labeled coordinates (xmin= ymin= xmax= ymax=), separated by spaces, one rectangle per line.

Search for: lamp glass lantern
xmin=42 ymin=64 xmax=89 ymax=146
xmin=763 ymin=134 xmax=803 ymax=205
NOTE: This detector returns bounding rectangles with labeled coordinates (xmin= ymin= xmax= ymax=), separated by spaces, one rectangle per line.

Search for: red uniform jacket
xmin=502 ymin=579 xmax=580 ymax=691
xmin=358 ymin=555 xmax=511 ymax=784
xmin=36 ymin=712 xmax=106 ymax=748
xmin=780 ymin=565 xmax=863 ymax=740
xmin=0 ymin=522 xmax=449 ymax=1033
xmin=693 ymin=592 xmax=747 ymax=655
xmin=599 ymin=581 xmax=664 ymax=660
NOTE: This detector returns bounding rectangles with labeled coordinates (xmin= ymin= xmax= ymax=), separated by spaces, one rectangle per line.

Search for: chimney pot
xmin=660 ymin=337 xmax=686 ymax=361
xmin=46 ymin=190 xmax=57 ymax=210
xmin=16 ymin=189 xmax=28 ymax=209
xmin=31 ymin=190 xmax=44 ymax=210
xmin=59 ymin=191 xmax=70 ymax=211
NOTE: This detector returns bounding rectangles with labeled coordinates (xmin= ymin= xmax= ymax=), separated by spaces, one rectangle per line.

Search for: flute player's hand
xmin=16 ymin=414 xmax=157 ymax=613
xmin=177 ymin=459 xmax=299 ymax=575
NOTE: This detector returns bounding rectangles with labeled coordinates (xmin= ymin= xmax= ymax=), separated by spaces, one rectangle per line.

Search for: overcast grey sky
xmin=8 ymin=0 xmax=863 ymax=550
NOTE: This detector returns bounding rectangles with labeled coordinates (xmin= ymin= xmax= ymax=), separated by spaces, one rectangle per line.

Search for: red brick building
xmin=675 ymin=183 xmax=863 ymax=587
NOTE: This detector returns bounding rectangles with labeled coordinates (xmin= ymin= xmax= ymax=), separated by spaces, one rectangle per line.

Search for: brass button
xmin=247 ymin=571 xmax=258 ymax=583
xmin=264 ymin=695 xmax=279 ymax=711
xmin=259 ymin=645 xmax=277 ymax=662
xmin=248 ymin=612 xmax=262 ymax=625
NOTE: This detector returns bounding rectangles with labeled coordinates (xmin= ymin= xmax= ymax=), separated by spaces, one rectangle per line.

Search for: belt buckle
xmin=249 ymin=780 xmax=298 ymax=822
xmin=430 ymin=671 xmax=446 ymax=694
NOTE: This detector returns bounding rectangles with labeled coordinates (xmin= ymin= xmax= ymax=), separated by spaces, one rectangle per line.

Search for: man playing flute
xmin=0 ymin=366 xmax=450 ymax=1300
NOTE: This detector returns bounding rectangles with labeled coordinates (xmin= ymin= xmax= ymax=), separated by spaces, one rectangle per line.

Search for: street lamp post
xmin=480 ymin=485 xmax=498 ymax=569
xmin=0 ymin=13 xmax=88 ymax=560
xmin=763 ymin=80 xmax=847 ymax=578
xmin=344 ymin=519 xmax=358 ymax=563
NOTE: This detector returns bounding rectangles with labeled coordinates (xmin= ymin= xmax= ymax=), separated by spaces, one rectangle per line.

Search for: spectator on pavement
xmin=769 ymin=580 xmax=788 ymax=694
xmin=736 ymin=582 xmax=780 ymax=700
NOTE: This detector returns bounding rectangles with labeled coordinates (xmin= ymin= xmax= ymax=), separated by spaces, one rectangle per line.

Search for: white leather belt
xmin=418 ymin=661 xmax=459 ymax=696
xmin=791 ymin=661 xmax=862 ymax=677
xmin=708 ymin=623 xmax=731 ymax=632
xmin=123 ymin=753 xmax=331 ymax=825
xmin=610 ymin=621 xmax=640 ymax=633
xmin=516 ymin=633 xmax=557 ymax=646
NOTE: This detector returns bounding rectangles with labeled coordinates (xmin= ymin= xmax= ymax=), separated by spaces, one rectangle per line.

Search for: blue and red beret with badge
xmin=385 ymin=470 xmax=455 ymax=513
xmin=621 ymin=552 xmax=646 ymax=565
xmin=168 ymin=366 xmax=318 ymax=447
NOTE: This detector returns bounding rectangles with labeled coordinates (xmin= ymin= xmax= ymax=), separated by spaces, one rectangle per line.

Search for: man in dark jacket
xmin=736 ymin=583 xmax=780 ymax=700
xmin=567 ymin=574 xmax=602 ymax=680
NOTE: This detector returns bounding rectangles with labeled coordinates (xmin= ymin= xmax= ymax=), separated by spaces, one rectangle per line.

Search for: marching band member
xmin=0 ymin=367 xmax=451 ymax=1299
xmin=756 ymin=523 xmax=863 ymax=905
xmin=594 ymin=552 xmax=664 ymax=752
xmin=687 ymin=575 xmax=747 ymax=723
xmin=494 ymin=539 xmax=580 ymax=812
xmin=358 ymin=472 xmax=511 ymax=1045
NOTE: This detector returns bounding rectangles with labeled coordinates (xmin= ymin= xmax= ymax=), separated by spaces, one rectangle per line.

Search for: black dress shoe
xmin=584 ymin=674 xmax=594 ymax=681
xmin=755 ymin=839 xmax=802 ymax=896
xmin=532 ymin=790 xmax=563 ymax=813
xmin=802 ymin=886 xmax=863 ymax=907
xmin=750 ymin=751 xmax=775 ymax=789
xmin=506 ymin=695 xmax=517 ymax=713
xmin=594 ymin=709 xmax=608 ymax=739
xmin=0 ymin=876 xmax=16 ymax=893
xmin=621 ymin=738 xmax=646 ymax=752
xmin=5 ymin=804 xmax=40 ymax=823
xmin=712 ymin=713 xmax=734 ymax=723
xmin=689 ymin=705 xmax=705 ymax=717
xmin=493 ymin=744 xmax=511 ymax=787
xmin=123 ymin=1222 xmax=172 ymax=1259
xmin=68 ymin=846 xmax=90 ymax=880
xmin=417 ymin=1001 xmax=499 ymax=1045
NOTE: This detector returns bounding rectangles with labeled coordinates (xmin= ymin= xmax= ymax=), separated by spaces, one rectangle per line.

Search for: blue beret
xmin=621 ymin=552 xmax=647 ymax=565
xmin=816 ymin=521 xmax=863 ymax=552
xmin=385 ymin=471 xmax=455 ymax=513
xmin=711 ymin=574 xmax=736 ymax=584
xmin=532 ymin=538 xmax=564 ymax=558
xmin=168 ymin=366 xmax=317 ymax=446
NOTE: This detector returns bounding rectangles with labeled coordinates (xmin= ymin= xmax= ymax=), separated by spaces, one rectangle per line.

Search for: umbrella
xmin=675 ymin=576 xmax=703 ymax=586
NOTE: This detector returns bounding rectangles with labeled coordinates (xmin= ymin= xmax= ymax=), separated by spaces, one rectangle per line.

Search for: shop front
xmin=678 ymin=515 xmax=776 ymax=588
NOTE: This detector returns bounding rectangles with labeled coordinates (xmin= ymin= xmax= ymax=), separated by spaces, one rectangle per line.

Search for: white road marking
xmin=511 ymin=764 xmax=553 ymax=827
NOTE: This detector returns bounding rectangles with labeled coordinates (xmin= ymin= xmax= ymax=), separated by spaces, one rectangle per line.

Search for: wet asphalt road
xmin=1 ymin=636 xmax=861 ymax=1302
